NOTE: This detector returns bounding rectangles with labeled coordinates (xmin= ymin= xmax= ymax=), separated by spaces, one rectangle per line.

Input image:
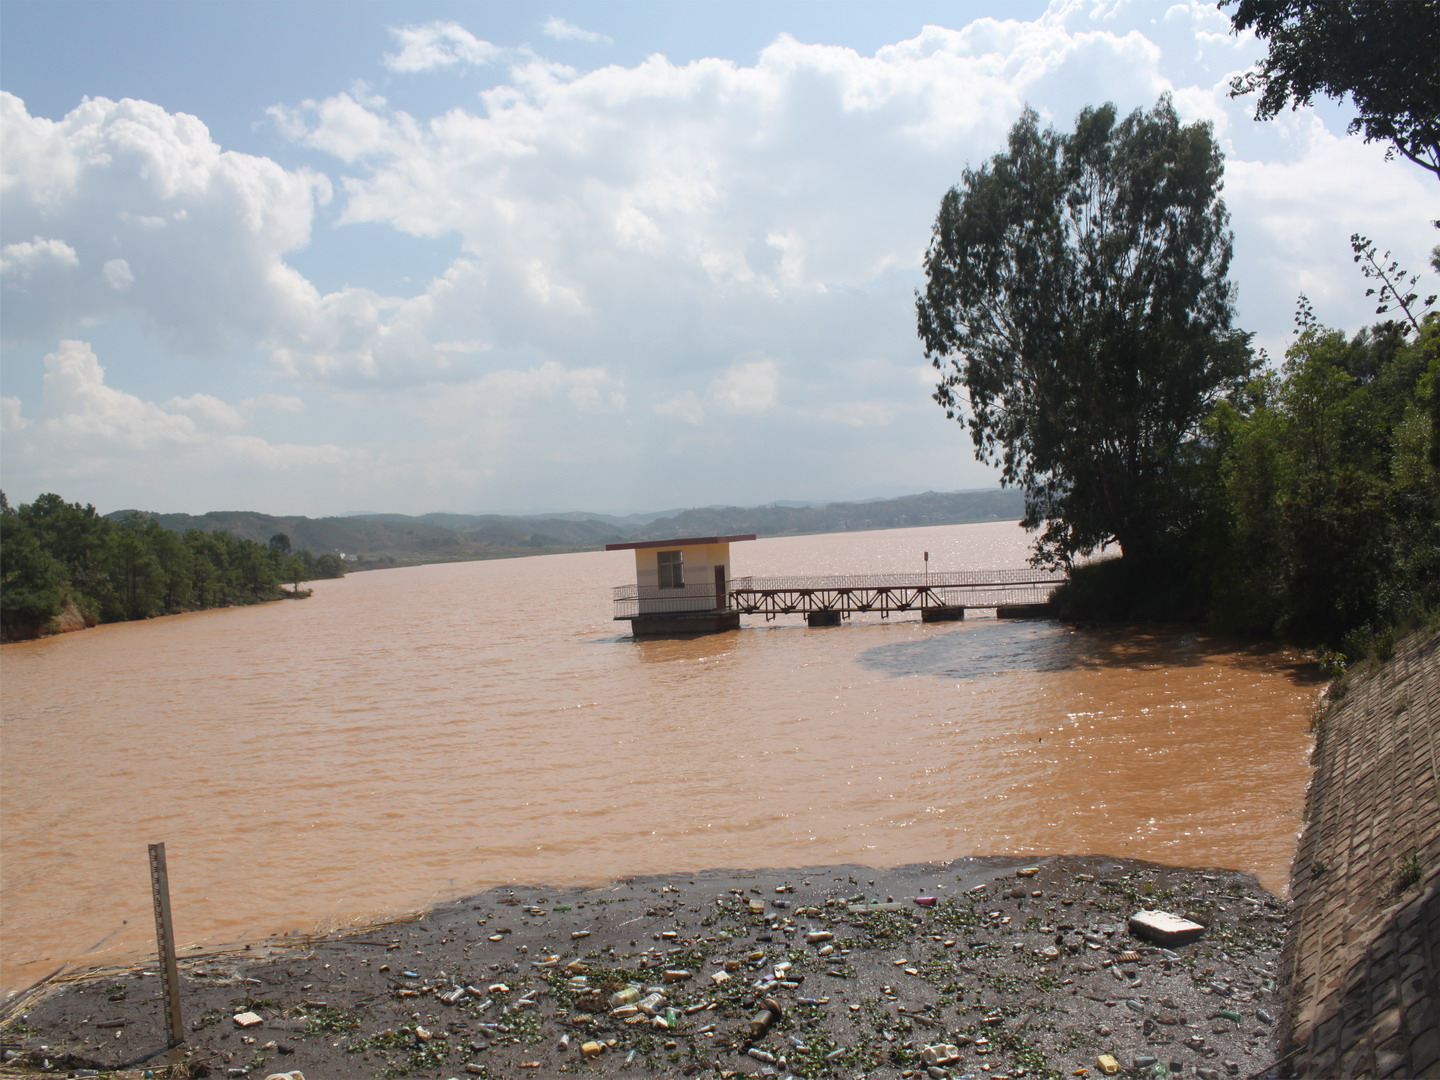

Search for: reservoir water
xmin=0 ymin=522 xmax=1321 ymax=995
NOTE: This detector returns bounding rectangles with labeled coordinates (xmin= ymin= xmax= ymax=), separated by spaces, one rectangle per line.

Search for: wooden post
xmin=148 ymin=842 xmax=185 ymax=1047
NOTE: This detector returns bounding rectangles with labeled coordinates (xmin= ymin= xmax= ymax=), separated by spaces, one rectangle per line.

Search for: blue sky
xmin=2 ymin=0 xmax=1434 ymax=516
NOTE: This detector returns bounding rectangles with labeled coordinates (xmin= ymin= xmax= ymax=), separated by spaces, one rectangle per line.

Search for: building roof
xmin=604 ymin=534 xmax=757 ymax=552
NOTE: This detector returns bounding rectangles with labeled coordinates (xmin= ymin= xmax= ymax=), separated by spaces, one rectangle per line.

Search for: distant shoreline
xmin=0 ymin=587 xmax=311 ymax=645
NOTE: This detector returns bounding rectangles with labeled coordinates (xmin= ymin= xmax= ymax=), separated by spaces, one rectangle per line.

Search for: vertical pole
xmin=148 ymin=843 xmax=185 ymax=1048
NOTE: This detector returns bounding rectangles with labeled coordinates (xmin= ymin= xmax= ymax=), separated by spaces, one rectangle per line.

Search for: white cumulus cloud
xmin=384 ymin=22 xmax=502 ymax=73
xmin=1 ymin=341 xmax=362 ymax=507
xmin=167 ymin=391 xmax=245 ymax=430
xmin=0 ymin=92 xmax=334 ymax=354
xmin=42 ymin=340 xmax=202 ymax=449
xmin=1 ymin=237 xmax=79 ymax=278
xmin=541 ymin=16 xmax=612 ymax=45
xmin=101 ymin=258 xmax=134 ymax=292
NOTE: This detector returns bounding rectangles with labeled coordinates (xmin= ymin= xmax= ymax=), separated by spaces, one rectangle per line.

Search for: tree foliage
xmin=1351 ymin=234 xmax=1438 ymax=332
xmin=1225 ymin=0 xmax=1440 ymax=181
xmin=916 ymin=96 xmax=1253 ymax=569
xmin=0 ymin=497 xmax=69 ymax=631
xmin=1207 ymin=312 xmax=1439 ymax=648
xmin=0 ymin=494 xmax=347 ymax=640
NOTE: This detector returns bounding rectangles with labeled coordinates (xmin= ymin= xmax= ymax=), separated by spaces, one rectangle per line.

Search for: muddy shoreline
xmin=1 ymin=854 xmax=1288 ymax=1079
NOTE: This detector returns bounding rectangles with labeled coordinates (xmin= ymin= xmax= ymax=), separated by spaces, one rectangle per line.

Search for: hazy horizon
xmin=70 ymin=482 xmax=1012 ymax=523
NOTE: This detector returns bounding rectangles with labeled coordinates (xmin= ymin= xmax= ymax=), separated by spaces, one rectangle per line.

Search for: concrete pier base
xmin=921 ymin=606 xmax=966 ymax=623
xmin=806 ymin=610 xmax=843 ymax=627
xmin=628 ymin=611 xmax=741 ymax=637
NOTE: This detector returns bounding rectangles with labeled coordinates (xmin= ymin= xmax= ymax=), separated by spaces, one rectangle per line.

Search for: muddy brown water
xmin=0 ymin=522 xmax=1320 ymax=996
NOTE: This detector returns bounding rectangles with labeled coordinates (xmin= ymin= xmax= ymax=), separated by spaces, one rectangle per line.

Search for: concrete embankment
xmin=1278 ymin=629 xmax=1439 ymax=1079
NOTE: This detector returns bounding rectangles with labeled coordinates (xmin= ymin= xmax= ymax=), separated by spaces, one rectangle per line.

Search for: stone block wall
xmin=1279 ymin=630 xmax=1438 ymax=1079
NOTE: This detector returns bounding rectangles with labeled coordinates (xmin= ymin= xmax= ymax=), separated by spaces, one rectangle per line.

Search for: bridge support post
xmin=806 ymin=610 xmax=842 ymax=627
xmin=922 ymin=606 xmax=965 ymax=623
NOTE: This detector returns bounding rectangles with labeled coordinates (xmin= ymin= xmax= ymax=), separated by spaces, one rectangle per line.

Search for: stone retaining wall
xmin=1279 ymin=629 xmax=1439 ymax=1079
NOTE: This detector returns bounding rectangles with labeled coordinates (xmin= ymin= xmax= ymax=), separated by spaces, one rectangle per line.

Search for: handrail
xmin=729 ymin=568 xmax=1063 ymax=591
xmin=612 ymin=583 xmax=728 ymax=619
xmin=612 ymin=568 xmax=1064 ymax=620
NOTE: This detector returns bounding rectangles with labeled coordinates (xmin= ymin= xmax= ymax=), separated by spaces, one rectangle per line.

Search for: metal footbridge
xmin=727 ymin=568 xmax=1064 ymax=621
xmin=612 ymin=567 xmax=1064 ymax=624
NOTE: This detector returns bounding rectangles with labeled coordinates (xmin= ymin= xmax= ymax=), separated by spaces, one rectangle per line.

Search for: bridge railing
xmin=611 ymin=583 xmax=725 ymax=619
xmin=728 ymin=568 xmax=1064 ymax=592
xmin=728 ymin=581 xmax=1062 ymax=616
xmin=613 ymin=568 xmax=1066 ymax=619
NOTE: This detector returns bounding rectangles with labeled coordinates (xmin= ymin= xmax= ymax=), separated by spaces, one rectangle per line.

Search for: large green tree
xmin=916 ymin=96 xmax=1254 ymax=570
xmin=1225 ymin=0 xmax=1440 ymax=181
xmin=16 ymin=493 xmax=118 ymax=618
xmin=0 ymin=495 xmax=70 ymax=636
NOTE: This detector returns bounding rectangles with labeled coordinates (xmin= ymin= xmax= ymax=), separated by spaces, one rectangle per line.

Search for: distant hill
xmin=106 ymin=488 xmax=1024 ymax=570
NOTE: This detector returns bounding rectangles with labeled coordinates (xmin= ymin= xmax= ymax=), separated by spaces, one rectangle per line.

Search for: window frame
xmin=657 ymin=549 xmax=685 ymax=589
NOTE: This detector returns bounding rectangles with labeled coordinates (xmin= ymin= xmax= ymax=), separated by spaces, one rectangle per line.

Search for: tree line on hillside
xmin=116 ymin=488 xmax=1026 ymax=569
xmin=621 ymin=489 xmax=1025 ymax=545
xmin=916 ymin=13 xmax=1439 ymax=655
xmin=0 ymin=492 xmax=346 ymax=641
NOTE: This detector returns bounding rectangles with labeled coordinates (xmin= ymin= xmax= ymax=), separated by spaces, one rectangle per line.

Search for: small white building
xmin=607 ymin=534 xmax=756 ymax=635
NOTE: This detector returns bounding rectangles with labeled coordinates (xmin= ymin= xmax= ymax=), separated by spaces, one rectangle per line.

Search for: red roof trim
xmin=605 ymin=534 xmax=757 ymax=552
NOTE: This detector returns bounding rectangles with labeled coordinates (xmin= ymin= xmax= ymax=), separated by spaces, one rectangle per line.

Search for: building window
xmin=657 ymin=550 xmax=684 ymax=589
